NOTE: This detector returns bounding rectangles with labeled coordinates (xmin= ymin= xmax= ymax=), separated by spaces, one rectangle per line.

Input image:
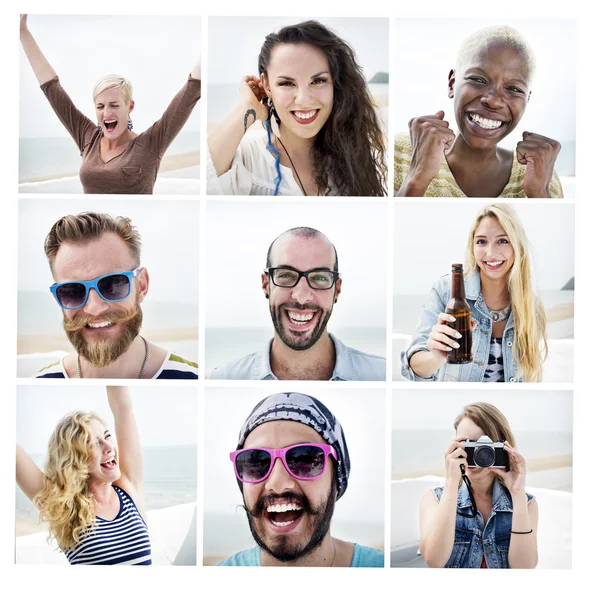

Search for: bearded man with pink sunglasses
xmin=221 ymin=392 xmax=384 ymax=567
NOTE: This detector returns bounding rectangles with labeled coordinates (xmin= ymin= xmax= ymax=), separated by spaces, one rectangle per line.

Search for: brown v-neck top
xmin=40 ymin=76 xmax=201 ymax=194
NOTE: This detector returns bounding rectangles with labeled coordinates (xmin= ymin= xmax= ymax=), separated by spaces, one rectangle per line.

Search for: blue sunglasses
xmin=50 ymin=269 xmax=140 ymax=310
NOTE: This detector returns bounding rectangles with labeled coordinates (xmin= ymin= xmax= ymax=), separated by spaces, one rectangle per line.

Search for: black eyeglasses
xmin=265 ymin=267 xmax=339 ymax=290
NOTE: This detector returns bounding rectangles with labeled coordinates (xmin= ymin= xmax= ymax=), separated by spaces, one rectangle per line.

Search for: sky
xmin=20 ymin=15 xmax=201 ymax=139
xmin=208 ymin=17 xmax=388 ymax=86
xmin=394 ymin=19 xmax=577 ymax=163
xmin=391 ymin=389 xmax=573 ymax=433
xmin=17 ymin=384 xmax=198 ymax=454
xmin=393 ymin=202 xmax=575 ymax=295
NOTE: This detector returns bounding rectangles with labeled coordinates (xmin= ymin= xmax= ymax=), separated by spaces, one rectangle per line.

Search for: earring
xmin=265 ymin=294 xmax=269 ymax=299
xmin=267 ymin=97 xmax=279 ymax=123
xmin=127 ymin=116 xmax=133 ymax=131
xmin=97 ymin=125 xmax=102 ymax=133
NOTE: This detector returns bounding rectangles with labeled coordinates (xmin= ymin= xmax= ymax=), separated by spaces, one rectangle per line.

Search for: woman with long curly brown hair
xmin=16 ymin=387 xmax=151 ymax=565
xmin=208 ymin=20 xmax=387 ymax=196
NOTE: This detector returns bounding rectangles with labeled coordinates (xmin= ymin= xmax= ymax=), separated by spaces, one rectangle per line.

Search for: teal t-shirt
xmin=218 ymin=543 xmax=384 ymax=567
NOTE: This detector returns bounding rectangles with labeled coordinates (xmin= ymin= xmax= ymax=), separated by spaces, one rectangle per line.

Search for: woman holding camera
xmin=419 ymin=402 xmax=538 ymax=569
xmin=16 ymin=386 xmax=151 ymax=565
xmin=400 ymin=203 xmax=547 ymax=382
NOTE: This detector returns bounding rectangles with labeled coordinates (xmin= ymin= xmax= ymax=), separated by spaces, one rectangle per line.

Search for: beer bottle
xmin=445 ymin=264 xmax=473 ymax=364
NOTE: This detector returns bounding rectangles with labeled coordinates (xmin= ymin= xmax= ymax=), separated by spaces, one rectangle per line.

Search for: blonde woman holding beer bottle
xmin=400 ymin=204 xmax=547 ymax=382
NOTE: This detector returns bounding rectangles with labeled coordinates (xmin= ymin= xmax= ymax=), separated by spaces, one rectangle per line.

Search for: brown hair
xmin=45 ymin=212 xmax=141 ymax=275
xmin=454 ymin=402 xmax=516 ymax=447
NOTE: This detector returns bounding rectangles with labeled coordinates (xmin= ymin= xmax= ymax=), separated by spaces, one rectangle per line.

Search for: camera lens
xmin=474 ymin=445 xmax=495 ymax=468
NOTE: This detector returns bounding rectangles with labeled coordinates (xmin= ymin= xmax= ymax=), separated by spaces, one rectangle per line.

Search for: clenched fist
xmin=516 ymin=131 xmax=561 ymax=198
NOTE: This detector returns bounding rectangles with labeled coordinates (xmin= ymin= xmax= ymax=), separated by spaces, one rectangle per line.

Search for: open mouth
xmin=103 ymin=119 xmax=118 ymax=133
xmin=266 ymin=502 xmax=304 ymax=530
xmin=85 ymin=321 xmax=115 ymax=331
xmin=285 ymin=309 xmax=317 ymax=330
xmin=291 ymin=109 xmax=319 ymax=125
xmin=483 ymin=260 xmax=506 ymax=271
xmin=467 ymin=112 xmax=507 ymax=133
xmin=100 ymin=457 xmax=117 ymax=470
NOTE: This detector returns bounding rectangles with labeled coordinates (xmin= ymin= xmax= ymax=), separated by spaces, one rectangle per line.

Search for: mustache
xmin=63 ymin=307 xmax=139 ymax=333
xmin=243 ymin=492 xmax=319 ymax=519
xmin=279 ymin=302 xmax=323 ymax=312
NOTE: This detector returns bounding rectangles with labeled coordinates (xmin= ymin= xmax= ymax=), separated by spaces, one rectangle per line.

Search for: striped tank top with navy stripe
xmin=64 ymin=485 xmax=152 ymax=565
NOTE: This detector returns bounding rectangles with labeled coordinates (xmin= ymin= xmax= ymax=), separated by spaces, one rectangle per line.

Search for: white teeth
xmin=266 ymin=503 xmax=303 ymax=513
xmin=104 ymin=120 xmax=117 ymax=124
xmin=470 ymin=113 xmax=503 ymax=129
xmin=287 ymin=311 xmax=313 ymax=323
xmin=485 ymin=261 xmax=503 ymax=267
xmin=271 ymin=519 xmax=295 ymax=527
xmin=293 ymin=110 xmax=318 ymax=119
xmin=87 ymin=321 xmax=113 ymax=328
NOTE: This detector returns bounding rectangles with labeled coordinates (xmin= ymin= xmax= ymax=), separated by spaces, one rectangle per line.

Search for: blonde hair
xmin=34 ymin=412 xmax=106 ymax=550
xmin=456 ymin=25 xmax=536 ymax=84
xmin=93 ymin=74 xmax=133 ymax=105
xmin=465 ymin=204 xmax=548 ymax=382
xmin=44 ymin=212 xmax=141 ymax=276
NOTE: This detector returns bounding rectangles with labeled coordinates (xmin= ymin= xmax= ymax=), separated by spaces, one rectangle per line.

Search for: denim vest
xmin=433 ymin=478 xmax=534 ymax=568
xmin=401 ymin=271 xmax=521 ymax=382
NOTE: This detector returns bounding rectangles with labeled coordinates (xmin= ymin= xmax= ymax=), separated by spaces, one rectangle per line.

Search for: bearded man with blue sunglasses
xmin=37 ymin=212 xmax=198 ymax=379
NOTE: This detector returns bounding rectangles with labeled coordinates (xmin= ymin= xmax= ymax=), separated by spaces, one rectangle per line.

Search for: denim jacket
xmin=433 ymin=478 xmax=534 ymax=568
xmin=400 ymin=271 xmax=521 ymax=382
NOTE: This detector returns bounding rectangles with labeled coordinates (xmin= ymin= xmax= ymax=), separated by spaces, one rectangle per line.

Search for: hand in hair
xmin=240 ymin=75 xmax=269 ymax=123
xmin=397 ymin=110 xmax=456 ymax=197
xmin=516 ymin=131 xmax=561 ymax=198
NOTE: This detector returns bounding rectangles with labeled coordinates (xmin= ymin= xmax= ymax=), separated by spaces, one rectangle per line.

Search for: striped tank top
xmin=64 ymin=485 xmax=152 ymax=565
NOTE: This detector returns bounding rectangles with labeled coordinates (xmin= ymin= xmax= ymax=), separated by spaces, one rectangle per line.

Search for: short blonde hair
xmin=456 ymin=25 xmax=536 ymax=84
xmin=93 ymin=74 xmax=133 ymax=105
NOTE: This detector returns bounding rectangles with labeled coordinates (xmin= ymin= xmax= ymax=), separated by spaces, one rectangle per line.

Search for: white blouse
xmin=207 ymin=134 xmax=305 ymax=196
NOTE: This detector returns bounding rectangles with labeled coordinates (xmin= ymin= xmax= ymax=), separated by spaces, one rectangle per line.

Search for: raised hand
xmin=495 ymin=441 xmax=527 ymax=495
xmin=240 ymin=75 xmax=268 ymax=125
xmin=426 ymin=313 xmax=477 ymax=366
xmin=401 ymin=110 xmax=455 ymax=196
xmin=444 ymin=437 xmax=469 ymax=486
xmin=516 ymin=131 xmax=561 ymax=198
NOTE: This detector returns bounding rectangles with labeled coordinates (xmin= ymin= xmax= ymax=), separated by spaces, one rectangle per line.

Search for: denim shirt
xmin=209 ymin=333 xmax=386 ymax=381
xmin=400 ymin=271 xmax=521 ymax=382
xmin=433 ymin=478 xmax=534 ymax=568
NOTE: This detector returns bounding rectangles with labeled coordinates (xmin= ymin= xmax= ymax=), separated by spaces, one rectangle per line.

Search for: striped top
xmin=484 ymin=338 xmax=505 ymax=382
xmin=394 ymin=133 xmax=563 ymax=198
xmin=36 ymin=351 xmax=199 ymax=379
xmin=64 ymin=485 xmax=152 ymax=565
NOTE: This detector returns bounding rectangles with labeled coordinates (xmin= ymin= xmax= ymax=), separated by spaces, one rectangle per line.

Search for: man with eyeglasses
xmin=37 ymin=212 xmax=198 ymax=379
xmin=210 ymin=226 xmax=385 ymax=380
xmin=220 ymin=392 xmax=384 ymax=567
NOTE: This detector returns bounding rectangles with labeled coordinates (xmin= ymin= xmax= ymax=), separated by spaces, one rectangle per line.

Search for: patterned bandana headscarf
xmin=235 ymin=392 xmax=350 ymax=500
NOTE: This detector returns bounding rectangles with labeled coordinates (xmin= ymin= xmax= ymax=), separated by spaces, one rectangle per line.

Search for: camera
xmin=463 ymin=436 xmax=509 ymax=470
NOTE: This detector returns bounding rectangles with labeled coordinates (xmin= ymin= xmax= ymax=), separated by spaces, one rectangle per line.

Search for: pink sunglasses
xmin=230 ymin=443 xmax=337 ymax=484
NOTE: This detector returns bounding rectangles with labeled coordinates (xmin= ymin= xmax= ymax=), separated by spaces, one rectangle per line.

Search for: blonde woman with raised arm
xmin=16 ymin=386 xmax=151 ymax=565
xmin=20 ymin=14 xmax=201 ymax=194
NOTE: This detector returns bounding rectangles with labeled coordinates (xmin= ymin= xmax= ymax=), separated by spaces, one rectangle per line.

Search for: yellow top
xmin=393 ymin=132 xmax=564 ymax=198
